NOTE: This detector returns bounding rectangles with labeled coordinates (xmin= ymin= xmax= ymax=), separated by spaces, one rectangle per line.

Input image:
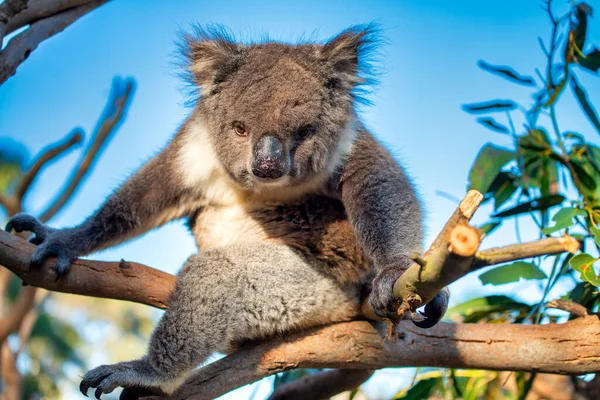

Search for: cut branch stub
xmin=394 ymin=224 xmax=481 ymax=318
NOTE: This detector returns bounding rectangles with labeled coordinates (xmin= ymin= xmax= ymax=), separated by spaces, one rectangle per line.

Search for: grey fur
xmin=5 ymin=24 xmax=448 ymax=398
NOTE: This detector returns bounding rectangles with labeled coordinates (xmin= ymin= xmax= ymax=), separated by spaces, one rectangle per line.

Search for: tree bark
xmin=170 ymin=316 xmax=600 ymax=400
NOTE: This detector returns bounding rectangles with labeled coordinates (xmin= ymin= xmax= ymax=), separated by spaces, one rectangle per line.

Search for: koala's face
xmin=184 ymin=26 xmax=372 ymax=191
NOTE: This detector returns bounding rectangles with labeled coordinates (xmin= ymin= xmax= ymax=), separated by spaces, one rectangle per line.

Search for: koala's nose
xmin=252 ymin=135 xmax=286 ymax=180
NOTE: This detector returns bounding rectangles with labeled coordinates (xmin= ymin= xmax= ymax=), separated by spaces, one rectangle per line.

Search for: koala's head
xmin=181 ymin=25 xmax=376 ymax=191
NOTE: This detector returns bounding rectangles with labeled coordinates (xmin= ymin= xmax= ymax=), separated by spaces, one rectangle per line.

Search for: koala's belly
xmin=189 ymin=196 xmax=371 ymax=285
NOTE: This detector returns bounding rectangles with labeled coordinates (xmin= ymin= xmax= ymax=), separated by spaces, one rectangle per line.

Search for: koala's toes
xmin=411 ymin=287 xmax=450 ymax=329
xmin=29 ymin=244 xmax=52 ymax=269
xmin=370 ymin=269 xmax=402 ymax=319
xmin=5 ymin=213 xmax=43 ymax=235
xmin=54 ymin=252 xmax=75 ymax=280
xmin=80 ymin=365 xmax=114 ymax=397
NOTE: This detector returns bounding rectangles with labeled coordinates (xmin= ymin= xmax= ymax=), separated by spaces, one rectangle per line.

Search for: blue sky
xmin=2 ymin=0 xmax=600 ymax=398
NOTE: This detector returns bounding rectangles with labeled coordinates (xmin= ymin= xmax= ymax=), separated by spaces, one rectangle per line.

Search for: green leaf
xmin=517 ymin=129 xmax=559 ymax=194
xmin=488 ymin=172 xmax=518 ymax=210
xmin=590 ymin=225 xmax=600 ymax=249
xmin=462 ymin=100 xmax=518 ymax=114
xmin=571 ymin=74 xmax=600 ymax=134
xmin=492 ymin=194 xmax=565 ymax=218
xmin=477 ymin=60 xmax=536 ymax=86
xmin=479 ymin=262 xmax=547 ymax=285
xmin=578 ymin=48 xmax=600 ymax=73
xmin=542 ymin=207 xmax=587 ymax=234
xmin=448 ymin=295 xmax=529 ymax=319
xmin=478 ymin=221 xmax=502 ymax=236
xmin=468 ymin=144 xmax=514 ymax=193
xmin=393 ymin=377 xmax=441 ymax=400
xmin=476 ymin=117 xmax=510 ymax=134
xmin=573 ymin=3 xmax=592 ymax=51
xmin=570 ymin=253 xmax=600 ymax=286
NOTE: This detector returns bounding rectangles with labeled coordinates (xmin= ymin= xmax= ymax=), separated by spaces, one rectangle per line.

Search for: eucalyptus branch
xmin=0 ymin=0 xmax=109 ymax=85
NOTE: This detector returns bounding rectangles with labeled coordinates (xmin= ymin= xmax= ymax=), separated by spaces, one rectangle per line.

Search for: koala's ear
xmin=181 ymin=25 xmax=240 ymax=86
xmin=319 ymin=25 xmax=376 ymax=83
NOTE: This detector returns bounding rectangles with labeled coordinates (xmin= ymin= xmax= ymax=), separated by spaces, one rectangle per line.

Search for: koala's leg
xmin=80 ymin=242 xmax=361 ymax=399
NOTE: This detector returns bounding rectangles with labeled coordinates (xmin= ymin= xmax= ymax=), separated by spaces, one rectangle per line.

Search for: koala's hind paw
xmin=411 ymin=287 xmax=450 ymax=329
xmin=80 ymin=360 xmax=166 ymax=400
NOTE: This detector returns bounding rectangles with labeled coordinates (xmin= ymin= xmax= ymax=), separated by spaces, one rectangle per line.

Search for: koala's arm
xmin=338 ymin=129 xmax=447 ymax=326
xmin=5 ymin=140 xmax=192 ymax=277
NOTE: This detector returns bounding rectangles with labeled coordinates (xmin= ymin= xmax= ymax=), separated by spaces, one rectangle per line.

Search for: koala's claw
xmin=411 ymin=287 xmax=450 ymax=329
xmin=5 ymin=213 xmax=53 ymax=241
xmin=5 ymin=213 xmax=77 ymax=277
xmin=81 ymin=361 xmax=166 ymax=400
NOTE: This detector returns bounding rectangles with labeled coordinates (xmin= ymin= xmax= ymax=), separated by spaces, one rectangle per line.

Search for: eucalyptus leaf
xmin=448 ymin=295 xmax=528 ymax=318
xmin=393 ymin=377 xmax=440 ymax=400
xmin=477 ymin=60 xmax=536 ymax=86
xmin=542 ymin=207 xmax=586 ymax=234
xmin=476 ymin=117 xmax=510 ymax=134
xmin=492 ymin=194 xmax=565 ymax=218
xmin=468 ymin=144 xmax=514 ymax=193
xmin=479 ymin=262 xmax=547 ymax=285
xmin=571 ymin=74 xmax=600 ymax=134
xmin=578 ymin=48 xmax=600 ymax=73
xmin=462 ymin=100 xmax=518 ymax=114
xmin=569 ymin=253 xmax=600 ymax=286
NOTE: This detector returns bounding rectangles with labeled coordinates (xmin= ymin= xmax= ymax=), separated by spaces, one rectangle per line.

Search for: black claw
xmin=95 ymin=387 xmax=103 ymax=400
xmin=410 ymin=288 xmax=450 ymax=329
xmin=80 ymin=380 xmax=90 ymax=397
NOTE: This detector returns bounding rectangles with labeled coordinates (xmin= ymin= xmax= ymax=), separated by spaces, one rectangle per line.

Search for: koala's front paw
xmin=369 ymin=268 xmax=404 ymax=319
xmin=5 ymin=213 xmax=78 ymax=279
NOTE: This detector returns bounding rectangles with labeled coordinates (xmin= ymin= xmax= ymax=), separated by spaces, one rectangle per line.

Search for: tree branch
xmin=13 ymin=129 xmax=82 ymax=202
xmin=0 ymin=0 xmax=108 ymax=85
xmin=0 ymin=0 xmax=28 ymax=46
xmin=5 ymin=0 xmax=106 ymax=36
xmin=0 ymin=230 xmax=175 ymax=309
xmin=268 ymin=369 xmax=374 ymax=400
xmin=0 ymin=186 xmax=587 ymax=399
xmin=38 ymin=77 xmax=134 ymax=222
xmin=170 ymin=317 xmax=600 ymax=400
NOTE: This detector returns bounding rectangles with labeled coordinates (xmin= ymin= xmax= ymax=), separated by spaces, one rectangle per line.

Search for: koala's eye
xmin=232 ymin=122 xmax=248 ymax=137
xmin=297 ymin=125 xmax=316 ymax=140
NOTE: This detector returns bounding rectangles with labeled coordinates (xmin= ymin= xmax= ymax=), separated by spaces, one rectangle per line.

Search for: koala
xmin=5 ymin=25 xmax=449 ymax=399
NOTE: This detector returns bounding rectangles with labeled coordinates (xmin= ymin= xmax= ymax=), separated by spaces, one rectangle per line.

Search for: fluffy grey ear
xmin=181 ymin=25 xmax=240 ymax=86
xmin=319 ymin=25 xmax=376 ymax=86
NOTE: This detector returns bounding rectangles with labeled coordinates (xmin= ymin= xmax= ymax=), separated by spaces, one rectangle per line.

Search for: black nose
xmin=252 ymin=135 xmax=286 ymax=180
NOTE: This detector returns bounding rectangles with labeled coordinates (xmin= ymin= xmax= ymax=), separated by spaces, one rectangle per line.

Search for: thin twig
xmin=546 ymin=299 xmax=589 ymax=318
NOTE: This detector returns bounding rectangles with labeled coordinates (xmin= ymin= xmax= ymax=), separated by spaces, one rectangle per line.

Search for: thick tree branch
xmin=0 ymin=0 xmax=108 ymax=85
xmin=0 ymin=0 xmax=28 ymax=46
xmin=170 ymin=317 xmax=600 ymax=400
xmin=5 ymin=0 xmax=105 ymax=36
xmin=0 ymin=230 xmax=175 ymax=309
xmin=0 ymin=187 xmax=586 ymax=399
